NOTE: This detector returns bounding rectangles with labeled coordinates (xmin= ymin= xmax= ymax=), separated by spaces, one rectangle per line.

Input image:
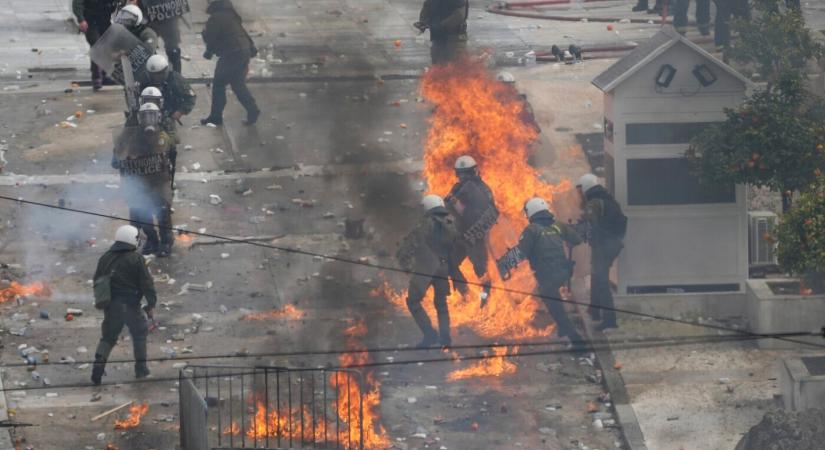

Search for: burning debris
xmin=0 ymin=281 xmax=52 ymax=303
xmin=447 ymin=346 xmax=520 ymax=381
xmin=241 ymin=304 xmax=306 ymax=321
xmin=113 ymin=402 xmax=149 ymax=429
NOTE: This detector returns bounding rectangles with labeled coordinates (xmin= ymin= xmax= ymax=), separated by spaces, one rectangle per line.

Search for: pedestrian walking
xmin=200 ymin=0 xmax=260 ymax=126
xmin=91 ymin=225 xmax=157 ymax=385
xmin=73 ymin=0 xmax=120 ymax=91
xmin=576 ymin=174 xmax=627 ymax=331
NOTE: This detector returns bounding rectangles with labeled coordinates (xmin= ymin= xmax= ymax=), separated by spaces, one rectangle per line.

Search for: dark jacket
xmin=202 ymin=0 xmax=254 ymax=58
xmin=94 ymin=241 xmax=157 ymax=308
xmin=137 ymin=70 xmax=196 ymax=117
xmin=419 ymin=0 xmax=468 ymax=41
xmin=518 ymin=210 xmax=581 ymax=281
xmin=73 ymin=0 xmax=119 ymax=22
xmin=583 ymin=185 xmax=626 ymax=245
xmin=446 ymin=174 xmax=498 ymax=241
xmin=397 ymin=208 xmax=460 ymax=274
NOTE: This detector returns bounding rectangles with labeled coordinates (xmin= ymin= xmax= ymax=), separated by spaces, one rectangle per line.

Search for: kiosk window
xmin=626 ymin=122 xmax=717 ymax=145
xmin=627 ymin=158 xmax=735 ymax=205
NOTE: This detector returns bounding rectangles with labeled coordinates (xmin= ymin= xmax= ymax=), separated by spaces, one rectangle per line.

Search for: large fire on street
xmin=0 ymin=281 xmax=51 ymax=303
xmin=373 ymin=60 xmax=571 ymax=379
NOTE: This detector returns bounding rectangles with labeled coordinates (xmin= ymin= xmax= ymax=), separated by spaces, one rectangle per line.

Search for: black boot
xmin=409 ymin=306 xmax=439 ymax=349
xmin=632 ymin=0 xmax=648 ymax=11
xmin=243 ymin=108 xmax=260 ymax=126
xmin=91 ymin=356 xmax=106 ymax=386
xmin=91 ymin=342 xmax=112 ymax=385
xmin=166 ymin=47 xmax=182 ymax=74
xmin=134 ymin=338 xmax=151 ymax=379
xmin=437 ymin=309 xmax=452 ymax=348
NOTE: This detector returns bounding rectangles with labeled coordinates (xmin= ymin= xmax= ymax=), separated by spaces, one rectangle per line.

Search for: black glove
xmin=143 ymin=305 xmax=154 ymax=319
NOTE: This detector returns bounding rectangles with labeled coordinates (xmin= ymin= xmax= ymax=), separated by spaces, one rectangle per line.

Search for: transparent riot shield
xmin=90 ymin=23 xmax=153 ymax=112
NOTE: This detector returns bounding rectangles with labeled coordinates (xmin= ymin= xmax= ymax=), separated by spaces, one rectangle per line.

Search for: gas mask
xmin=138 ymin=108 xmax=161 ymax=133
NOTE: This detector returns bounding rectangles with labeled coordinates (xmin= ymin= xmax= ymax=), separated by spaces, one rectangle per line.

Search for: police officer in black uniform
xmin=445 ymin=155 xmax=498 ymax=305
xmin=91 ymin=224 xmax=157 ymax=385
xmin=514 ymin=197 xmax=585 ymax=348
xmin=73 ymin=0 xmax=120 ymax=90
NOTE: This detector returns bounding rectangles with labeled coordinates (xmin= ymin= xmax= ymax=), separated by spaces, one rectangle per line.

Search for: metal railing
xmin=182 ymin=365 xmax=365 ymax=450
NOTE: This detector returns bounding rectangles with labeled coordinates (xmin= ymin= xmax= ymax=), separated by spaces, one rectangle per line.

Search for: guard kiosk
xmin=591 ymin=26 xmax=751 ymax=311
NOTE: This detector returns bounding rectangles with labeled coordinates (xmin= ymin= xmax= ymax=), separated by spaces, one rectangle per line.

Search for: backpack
xmin=93 ymin=253 xmax=125 ymax=310
xmin=599 ymin=196 xmax=628 ymax=239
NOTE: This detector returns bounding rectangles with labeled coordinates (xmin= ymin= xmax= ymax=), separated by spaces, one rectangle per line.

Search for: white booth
xmin=591 ymin=26 xmax=750 ymax=298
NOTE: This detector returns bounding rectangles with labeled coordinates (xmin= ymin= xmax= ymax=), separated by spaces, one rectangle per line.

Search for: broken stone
xmin=45 ymin=392 xmax=58 ymax=398
xmin=407 ymin=397 xmax=417 ymax=404
xmin=538 ymin=427 xmax=553 ymax=434
xmin=209 ymin=194 xmax=222 ymax=205
xmin=76 ymin=346 xmax=88 ymax=354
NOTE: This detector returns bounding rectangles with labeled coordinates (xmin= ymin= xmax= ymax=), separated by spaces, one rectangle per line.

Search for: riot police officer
xmin=114 ymin=102 xmax=175 ymax=256
xmin=576 ymin=174 xmax=627 ymax=331
xmin=445 ymin=155 xmax=498 ymax=305
xmin=397 ymin=195 xmax=463 ymax=348
xmin=114 ymin=4 xmax=159 ymax=50
xmin=91 ymin=225 xmax=157 ymax=385
xmin=140 ymin=54 xmax=195 ymax=181
xmin=73 ymin=0 xmax=119 ymax=90
xmin=514 ymin=198 xmax=584 ymax=347
xmin=415 ymin=0 xmax=469 ymax=65
xmin=132 ymin=0 xmax=185 ymax=73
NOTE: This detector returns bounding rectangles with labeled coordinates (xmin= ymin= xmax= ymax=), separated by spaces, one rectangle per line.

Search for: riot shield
xmin=446 ymin=181 xmax=499 ymax=243
xmin=141 ymin=0 xmax=191 ymax=23
xmin=90 ymin=23 xmax=154 ymax=85
xmin=113 ymin=126 xmax=144 ymax=162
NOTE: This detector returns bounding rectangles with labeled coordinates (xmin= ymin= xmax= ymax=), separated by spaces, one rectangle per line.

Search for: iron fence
xmin=181 ymin=365 xmax=365 ymax=450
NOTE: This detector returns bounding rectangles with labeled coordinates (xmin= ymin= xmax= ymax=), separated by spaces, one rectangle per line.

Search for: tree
xmin=775 ymin=175 xmax=825 ymax=292
xmin=686 ymin=2 xmax=825 ymax=211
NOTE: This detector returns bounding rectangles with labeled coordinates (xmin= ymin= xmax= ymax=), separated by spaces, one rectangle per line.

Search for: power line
xmin=1 ymin=194 xmax=824 ymax=351
xmin=3 ymin=332 xmax=798 ymax=369
xmin=0 ymin=332 xmax=788 ymax=393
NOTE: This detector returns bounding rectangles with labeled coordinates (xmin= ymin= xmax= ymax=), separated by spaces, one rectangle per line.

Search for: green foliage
xmin=776 ymin=176 xmax=825 ymax=275
xmin=726 ymin=0 xmax=825 ymax=90
xmin=685 ymin=87 xmax=825 ymax=195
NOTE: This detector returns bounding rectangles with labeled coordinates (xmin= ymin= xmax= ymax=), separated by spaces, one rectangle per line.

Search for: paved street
xmin=1 ymin=1 xmax=825 ymax=450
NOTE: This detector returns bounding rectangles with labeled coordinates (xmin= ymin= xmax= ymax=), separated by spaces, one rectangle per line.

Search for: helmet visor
xmin=138 ymin=109 xmax=161 ymax=128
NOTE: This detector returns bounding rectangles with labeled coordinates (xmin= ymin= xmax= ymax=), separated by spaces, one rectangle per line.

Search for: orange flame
xmin=373 ymin=60 xmax=567 ymax=379
xmin=242 ymin=304 xmax=306 ymax=321
xmin=447 ymin=346 xmax=519 ymax=381
xmin=114 ymin=402 xmax=149 ymax=429
xmin=176 ymin=233 xmax=196 ymax=247
xmin=221 ymin=319 xmax=389 ymax=449
xmin=0 ymin=281 xmax=51 ymax=303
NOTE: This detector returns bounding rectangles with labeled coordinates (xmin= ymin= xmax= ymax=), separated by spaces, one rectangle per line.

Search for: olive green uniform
xmin=397 ymin=208 xmax=462 ymax=346
xmin=518 ymin=210 xmax=583 ymax=342
xmin=581 ymin=186 xmax=625 ymax=327
xmin=92 ymin=240 xmax=157 ymax=381
xmin=137 ymin=70 xmax=196 ymax=144
xmin=114 ymin=127 xmax=175 ymax=253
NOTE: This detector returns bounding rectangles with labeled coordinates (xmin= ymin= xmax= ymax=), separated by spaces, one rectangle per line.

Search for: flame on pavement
xmin=0 ymin=281 xmax=51 ymax=303
xmin=222 ymin=319 xmax=389 ymax=449
xmin=447 ymin=346 xmax=519 ymax=381
xmin=242 ymin=304 xmax=306 ymax=321
xmin=373 ymin=60 xmax=568 ymax=379
xmin=114 ymin=402 xmax=149 ymax=429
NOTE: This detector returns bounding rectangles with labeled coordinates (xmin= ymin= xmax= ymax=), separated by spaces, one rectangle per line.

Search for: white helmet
xmin=138 ymin=102 xmax=161 ymax=128
xmin=115 ymin=225 xmax=140 ymax=247
xmin=146 ymin=54 xmax=169 ymax=74
xmin=114 ymin=4 xmax=143 ymax=27
xmin=576 ymin=173 xmax=599 ymax=194
xmin=454 ymin=155 xmax=477 ymax=171
xmin=422 ymin=194 xmax=445 ymax=212
xmin=140 ymin=86 xmax=163 ymax=107
xmin=524 ymin=197 xmax=549 ymax=219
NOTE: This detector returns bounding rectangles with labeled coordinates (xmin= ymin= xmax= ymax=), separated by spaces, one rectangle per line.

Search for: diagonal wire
xmin=1 ymin=194 xmax=824 ymax=351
